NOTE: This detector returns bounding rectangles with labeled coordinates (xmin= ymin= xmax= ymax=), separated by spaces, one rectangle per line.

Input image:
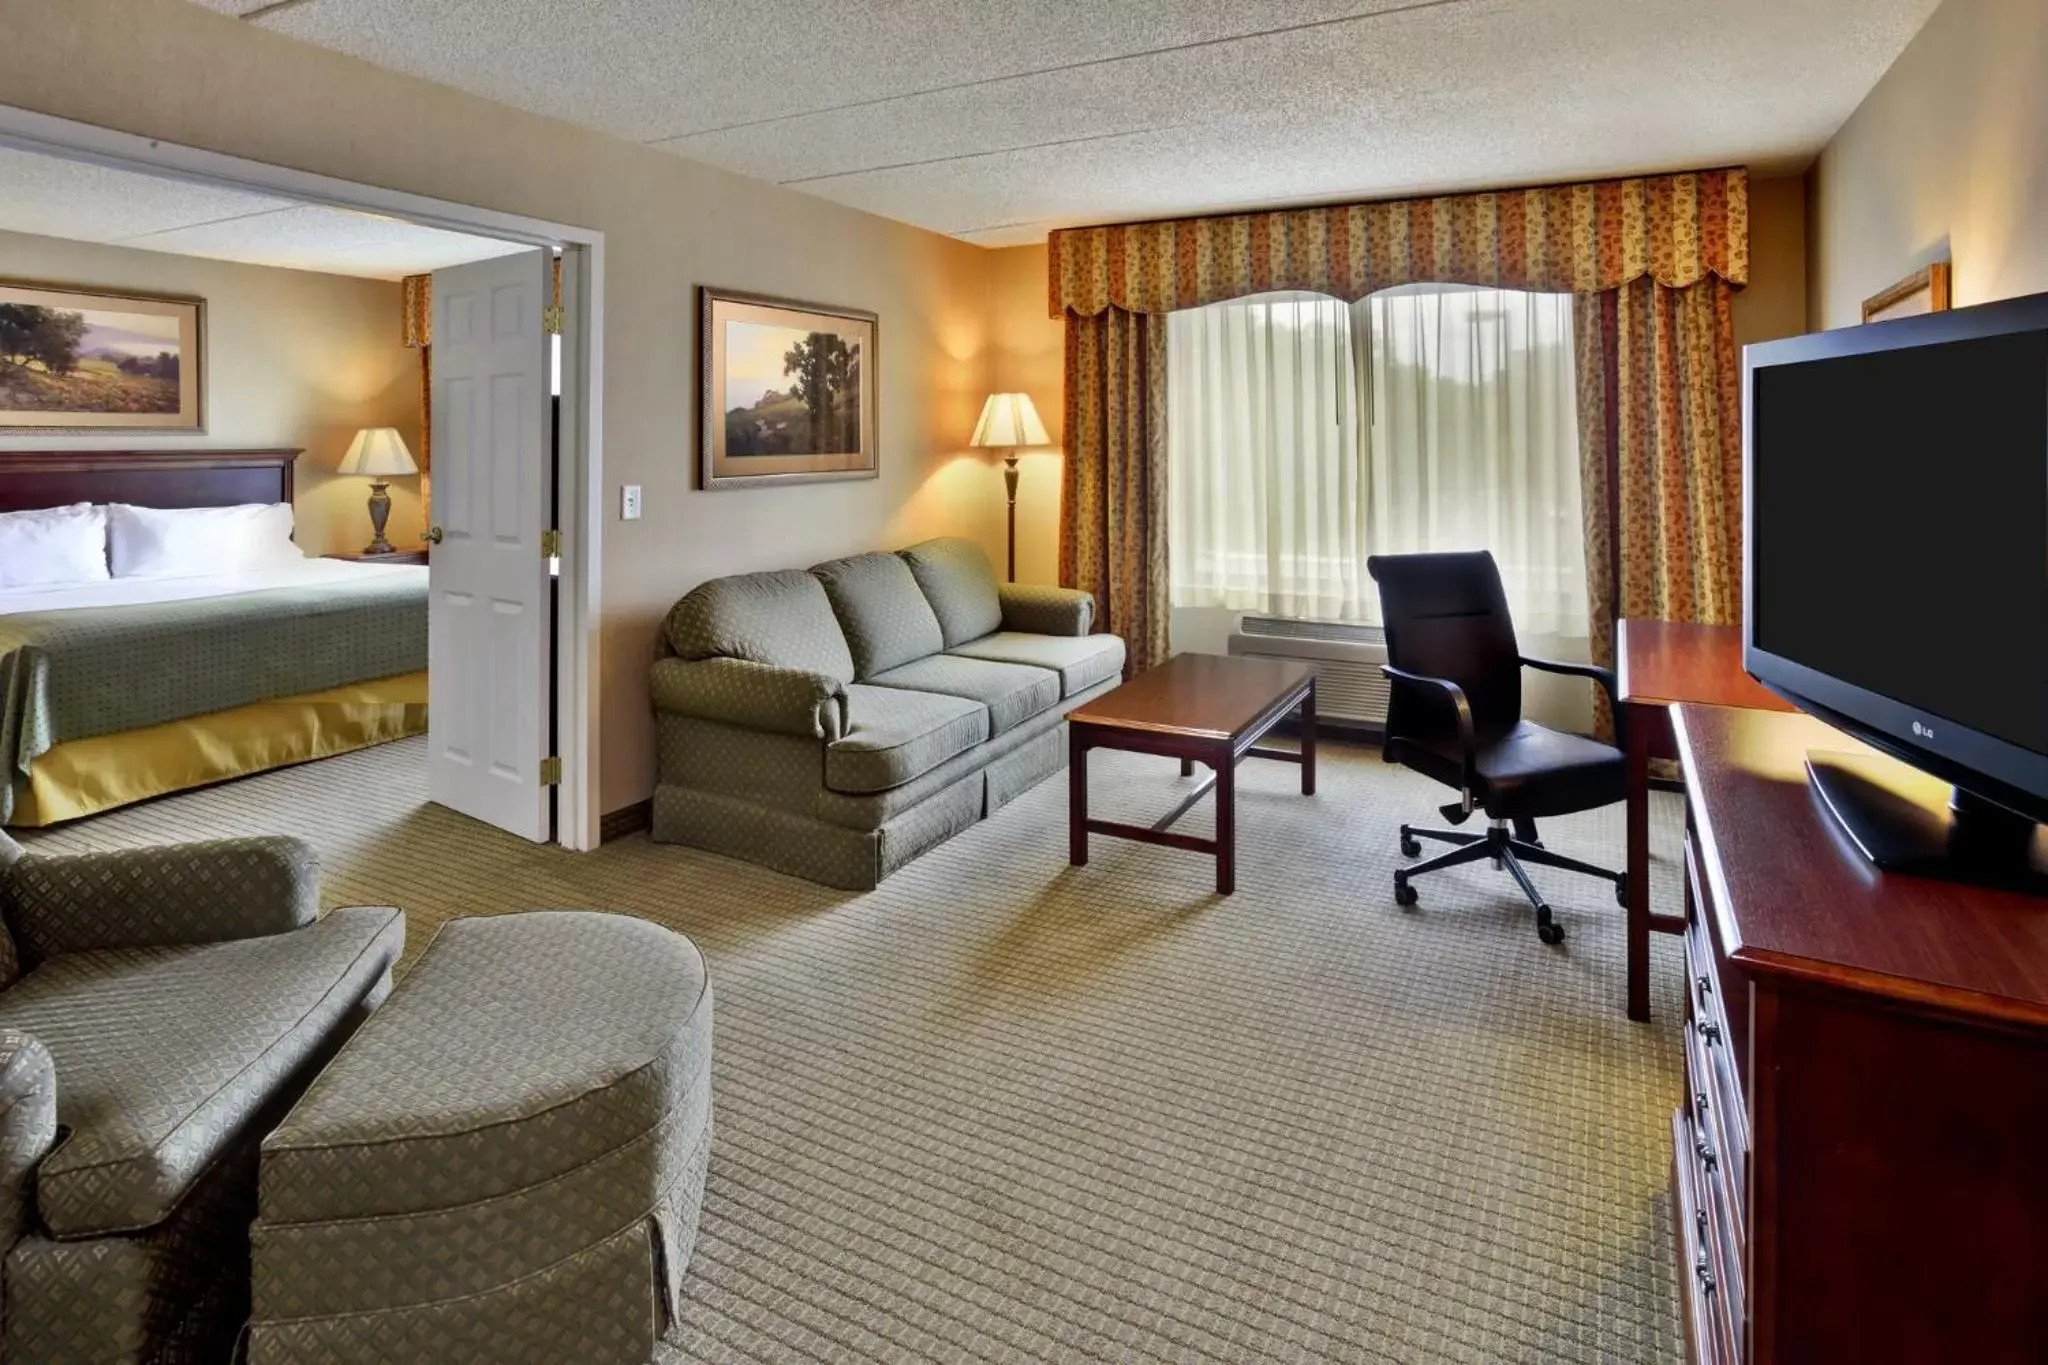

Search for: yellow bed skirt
xmin=10 ymin=671 xmax=429 ymax=828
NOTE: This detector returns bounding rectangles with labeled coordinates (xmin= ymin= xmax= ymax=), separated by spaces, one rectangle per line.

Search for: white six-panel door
xmin=426 ymin=250 xmax=552 ymax=842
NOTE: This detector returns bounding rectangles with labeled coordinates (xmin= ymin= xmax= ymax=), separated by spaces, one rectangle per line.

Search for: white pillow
xmin=107 ymin=502 xmax=303 ymax=579
xmin=0 ymin=503 xmax=110 ymax=590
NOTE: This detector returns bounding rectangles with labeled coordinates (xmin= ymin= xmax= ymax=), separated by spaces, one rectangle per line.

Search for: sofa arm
xmin=999 ymin=583 xmax=1095 ymax=636
xmin=651 ymin=656 xmax=847 ymax=740
xmin=3 ymin=836 xmax=321 ymax=964
xmin=1 ymin=1029 xmax=56 ymax=1243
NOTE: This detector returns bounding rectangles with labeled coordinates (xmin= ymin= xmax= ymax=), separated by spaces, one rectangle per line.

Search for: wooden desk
xmin=1618 ymin=620 xmax=1794 ymax=1021
xmin=1670 ymin=704 xmax=2048 ymax=1363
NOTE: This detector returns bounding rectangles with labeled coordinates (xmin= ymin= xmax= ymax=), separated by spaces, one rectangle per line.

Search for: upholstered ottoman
xmin=245 ymin=912 xmax=713 ymax=1365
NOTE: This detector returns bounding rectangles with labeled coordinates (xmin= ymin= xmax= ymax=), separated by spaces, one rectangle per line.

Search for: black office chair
xmin=1366 ymin=551 xmax=1627 ymax=945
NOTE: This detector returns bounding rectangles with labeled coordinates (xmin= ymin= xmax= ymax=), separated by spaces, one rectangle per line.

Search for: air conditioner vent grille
xmin=1237 ymin=615 xmax=1385 ymax=646
xmin=1227 ymin=615 xmax=1390 ymax=724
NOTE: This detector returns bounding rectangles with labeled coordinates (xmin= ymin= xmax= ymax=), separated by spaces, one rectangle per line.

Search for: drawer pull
xmin=1696 ymin=973 xmax=1713 ymax=999
xmin=1696 ymin=1018 xmax=1722 ymax=1046
xmin=1695 ymin=1090 xmax=1712 ymax=1119
xmin=1695 ymin=1251 xmax=1717 ymax=1297
xmin=1695 ymin=1136 xmax=1718 ymax=1173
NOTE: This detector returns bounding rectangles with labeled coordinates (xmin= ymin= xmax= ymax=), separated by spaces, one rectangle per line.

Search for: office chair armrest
xmin=1520 ymin=655 xmax=1618 ymax=706
xmin=1380 ymin=664 xmax=1478 ymax=782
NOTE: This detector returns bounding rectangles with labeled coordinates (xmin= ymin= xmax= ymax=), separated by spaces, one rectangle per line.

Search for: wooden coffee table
xmin=1067 ymin=653 xmax=1316 ymax=894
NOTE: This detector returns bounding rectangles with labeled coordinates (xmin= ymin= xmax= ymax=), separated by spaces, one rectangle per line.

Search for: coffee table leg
xmin=1215 ymin=750 xmax=1236 ymax=895
xmin=1069 ymin=728 xmax=1090 ymax=867
xmin=1300 ymin=680 xmax=1317 ymax=796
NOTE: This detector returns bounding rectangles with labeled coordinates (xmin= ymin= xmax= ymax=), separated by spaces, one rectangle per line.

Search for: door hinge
xmin=541 ymin=528 xmax=562 ymax=558
xmin=542 ymin=304 xmax=564 ymax=335
xmin=540 ymin=755 xmax=562 ymax=786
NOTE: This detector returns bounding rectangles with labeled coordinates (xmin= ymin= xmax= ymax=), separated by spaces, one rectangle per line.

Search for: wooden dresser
xmin=1671 ymin=705 xmax=2048 ymax=1365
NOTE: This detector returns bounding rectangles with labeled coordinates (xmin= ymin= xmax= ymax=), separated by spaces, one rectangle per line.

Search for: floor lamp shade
xmin=970 ymin=394 xmax=1050 ymax=581
xmin=338 ymin=427 xmax=418 ymax=554
xmin=969 ymin=393 xmax=1050 ymax=450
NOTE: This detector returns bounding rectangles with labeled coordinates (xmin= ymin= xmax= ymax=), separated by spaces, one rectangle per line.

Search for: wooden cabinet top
xmin=1674 ymin=703 xmax=2048 ymax=1029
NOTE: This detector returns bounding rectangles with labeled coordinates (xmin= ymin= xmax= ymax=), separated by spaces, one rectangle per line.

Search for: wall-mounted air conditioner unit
xmin=1226 ymin=616 xmax=1390 ymax=726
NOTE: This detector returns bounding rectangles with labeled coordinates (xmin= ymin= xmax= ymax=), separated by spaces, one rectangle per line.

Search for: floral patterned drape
xmin=1062 ymin=307 xmax=1170 ymax=671
xmin=400 ymin=273 xmax=432 ymax=508
xmin=1575 ymin=276 xmax=1744 ymax=734
xmin=1048 ymin=169 xmax=1748 ymax=686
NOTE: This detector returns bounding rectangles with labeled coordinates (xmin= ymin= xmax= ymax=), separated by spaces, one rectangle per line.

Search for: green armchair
xmin=0 ymin=832 xmax=403 ymax=1365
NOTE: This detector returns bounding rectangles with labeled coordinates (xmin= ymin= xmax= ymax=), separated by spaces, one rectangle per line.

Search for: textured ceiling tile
xmin=0 ymin=147 xmax=526 ymax=278
xmin=254 ymin=0 xmax=1378 ymax=142
xmin=223 ymin=0 xmax=1940 ymax=242
xmin=125 ymin=204 xmax=533 ymax=279
xmin=0 ymin=148 xmax=297 ymax=243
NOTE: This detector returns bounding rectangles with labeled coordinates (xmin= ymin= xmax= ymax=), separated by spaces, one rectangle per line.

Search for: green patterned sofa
xmin=0 ymin=832 xmax=402 ymax=1364
xmin=652 ymin=537 xmax=1125 ymax=888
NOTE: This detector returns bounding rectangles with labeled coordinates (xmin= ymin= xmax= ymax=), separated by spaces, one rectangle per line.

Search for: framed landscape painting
xmin=699 ymin=287 xmax=876 ymax=489
xmin=0 ymin=281 xmax=204 ymax=431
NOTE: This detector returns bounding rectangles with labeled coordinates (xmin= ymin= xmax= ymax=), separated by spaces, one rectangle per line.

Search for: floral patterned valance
xmin=1046 ymin=168 xmax=1748 ymax=317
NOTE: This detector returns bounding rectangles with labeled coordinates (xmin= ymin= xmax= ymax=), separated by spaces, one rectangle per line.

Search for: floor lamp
xmin=969 ymin=392 xmax=1051 ymax=581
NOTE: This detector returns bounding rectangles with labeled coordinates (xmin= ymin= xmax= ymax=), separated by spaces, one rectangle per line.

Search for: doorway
xmin=0 ymin=104 xmax=605 ymax=848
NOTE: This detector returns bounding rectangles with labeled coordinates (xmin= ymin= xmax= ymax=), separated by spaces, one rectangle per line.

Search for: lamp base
xmin=363 ymin=480 xmax=395 ymax=555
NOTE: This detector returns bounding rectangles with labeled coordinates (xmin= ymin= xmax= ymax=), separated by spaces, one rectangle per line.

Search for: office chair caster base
xmin=1393 ymin=877 xmax=1418 ymax=908
xmin=1536 ymin=907 xmax=1564 ymax=945
xmin=1399 ymin=828 xmax=1421 ymax=858
xmin=1614 ymin=873 xmax=1628 ymax=907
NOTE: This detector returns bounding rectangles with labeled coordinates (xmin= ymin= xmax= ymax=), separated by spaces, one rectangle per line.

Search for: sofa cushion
xmin=809 ymin=552 xmax=945 ymax=678
xmin=0 ymin=906 xmax=402 ymax=1237
xmin=826 ymin=685 xmax=989 ymax=794
xmin=866 ymin=655 xmax=1059 ymax=737
xmin=948 ymin=632 xmax=1128 ymax=697
xmin=898 ymin=537 xmax=1003 ymax=647
xmin=663 ymin=569 xmax=855 ymax=683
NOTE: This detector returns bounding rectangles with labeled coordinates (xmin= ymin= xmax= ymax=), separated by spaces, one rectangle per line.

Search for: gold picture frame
xmin=699 ymin=287 xmax=877 ymax=489
xmin=0 ymin=280 xmax=204 ymax=431
xmin=1861 ymin=261 xmax=1952 ymax=324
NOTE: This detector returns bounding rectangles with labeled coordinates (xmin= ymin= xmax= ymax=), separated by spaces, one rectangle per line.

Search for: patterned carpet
xmin=21 ymin=735 xmax=1689 ymax=1363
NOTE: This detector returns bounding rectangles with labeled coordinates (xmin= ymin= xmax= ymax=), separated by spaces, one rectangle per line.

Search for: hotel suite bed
xmin=0 ymin=448 xmax=428 ymax=825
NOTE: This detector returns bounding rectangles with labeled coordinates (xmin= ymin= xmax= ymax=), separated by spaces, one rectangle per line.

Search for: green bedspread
xmin=0 ymin=573 xmax=427 ymax=820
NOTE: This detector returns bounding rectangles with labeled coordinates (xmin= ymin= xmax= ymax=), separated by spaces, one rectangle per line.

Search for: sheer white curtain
xmin=1166 ymin=293 xmax=1366 ymax=620
xmin=1167 ymin=284 xmax=1588 ymax=641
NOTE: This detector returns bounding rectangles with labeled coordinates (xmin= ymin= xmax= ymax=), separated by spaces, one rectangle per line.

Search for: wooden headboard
xmin=0 ymin=449 xmax=298 ymax=514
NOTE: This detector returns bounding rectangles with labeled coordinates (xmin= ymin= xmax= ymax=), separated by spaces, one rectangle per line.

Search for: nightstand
xmin=326 ymin=548 xmax=428 ymax=565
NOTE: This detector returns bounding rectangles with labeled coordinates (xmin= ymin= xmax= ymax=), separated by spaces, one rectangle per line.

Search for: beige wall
xmin=986 ymin=244 xmax=1064 ymax=586
xmin=1733 ymin=174 xmax=1810 ymax=349
xmin=1810 ymin=0 xmax=2048 ymax=328
xmin=0 ymin=229 xmax=423 ymax=555
xmin=0 ymin=0 xmax=996 ymax=815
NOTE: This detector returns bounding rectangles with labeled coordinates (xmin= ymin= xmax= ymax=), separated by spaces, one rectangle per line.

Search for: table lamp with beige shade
xmin=336 ymin=427 xmax=419 ymax=555
xmin=969 ymin=392 xmax=1051 ymax=582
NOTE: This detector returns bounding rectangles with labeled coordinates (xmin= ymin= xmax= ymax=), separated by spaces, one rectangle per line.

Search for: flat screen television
xmin=1744 ymin=290 xmax=2048 ymax=892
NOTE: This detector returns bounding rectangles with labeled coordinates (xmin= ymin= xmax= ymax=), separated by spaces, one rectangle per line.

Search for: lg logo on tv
xmin=1912 ymin=720 xmax=1935 ymax=740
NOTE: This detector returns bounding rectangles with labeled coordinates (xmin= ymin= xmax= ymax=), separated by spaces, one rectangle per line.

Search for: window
xmin=1166 ymin=285 xmax=1587 ymax=640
